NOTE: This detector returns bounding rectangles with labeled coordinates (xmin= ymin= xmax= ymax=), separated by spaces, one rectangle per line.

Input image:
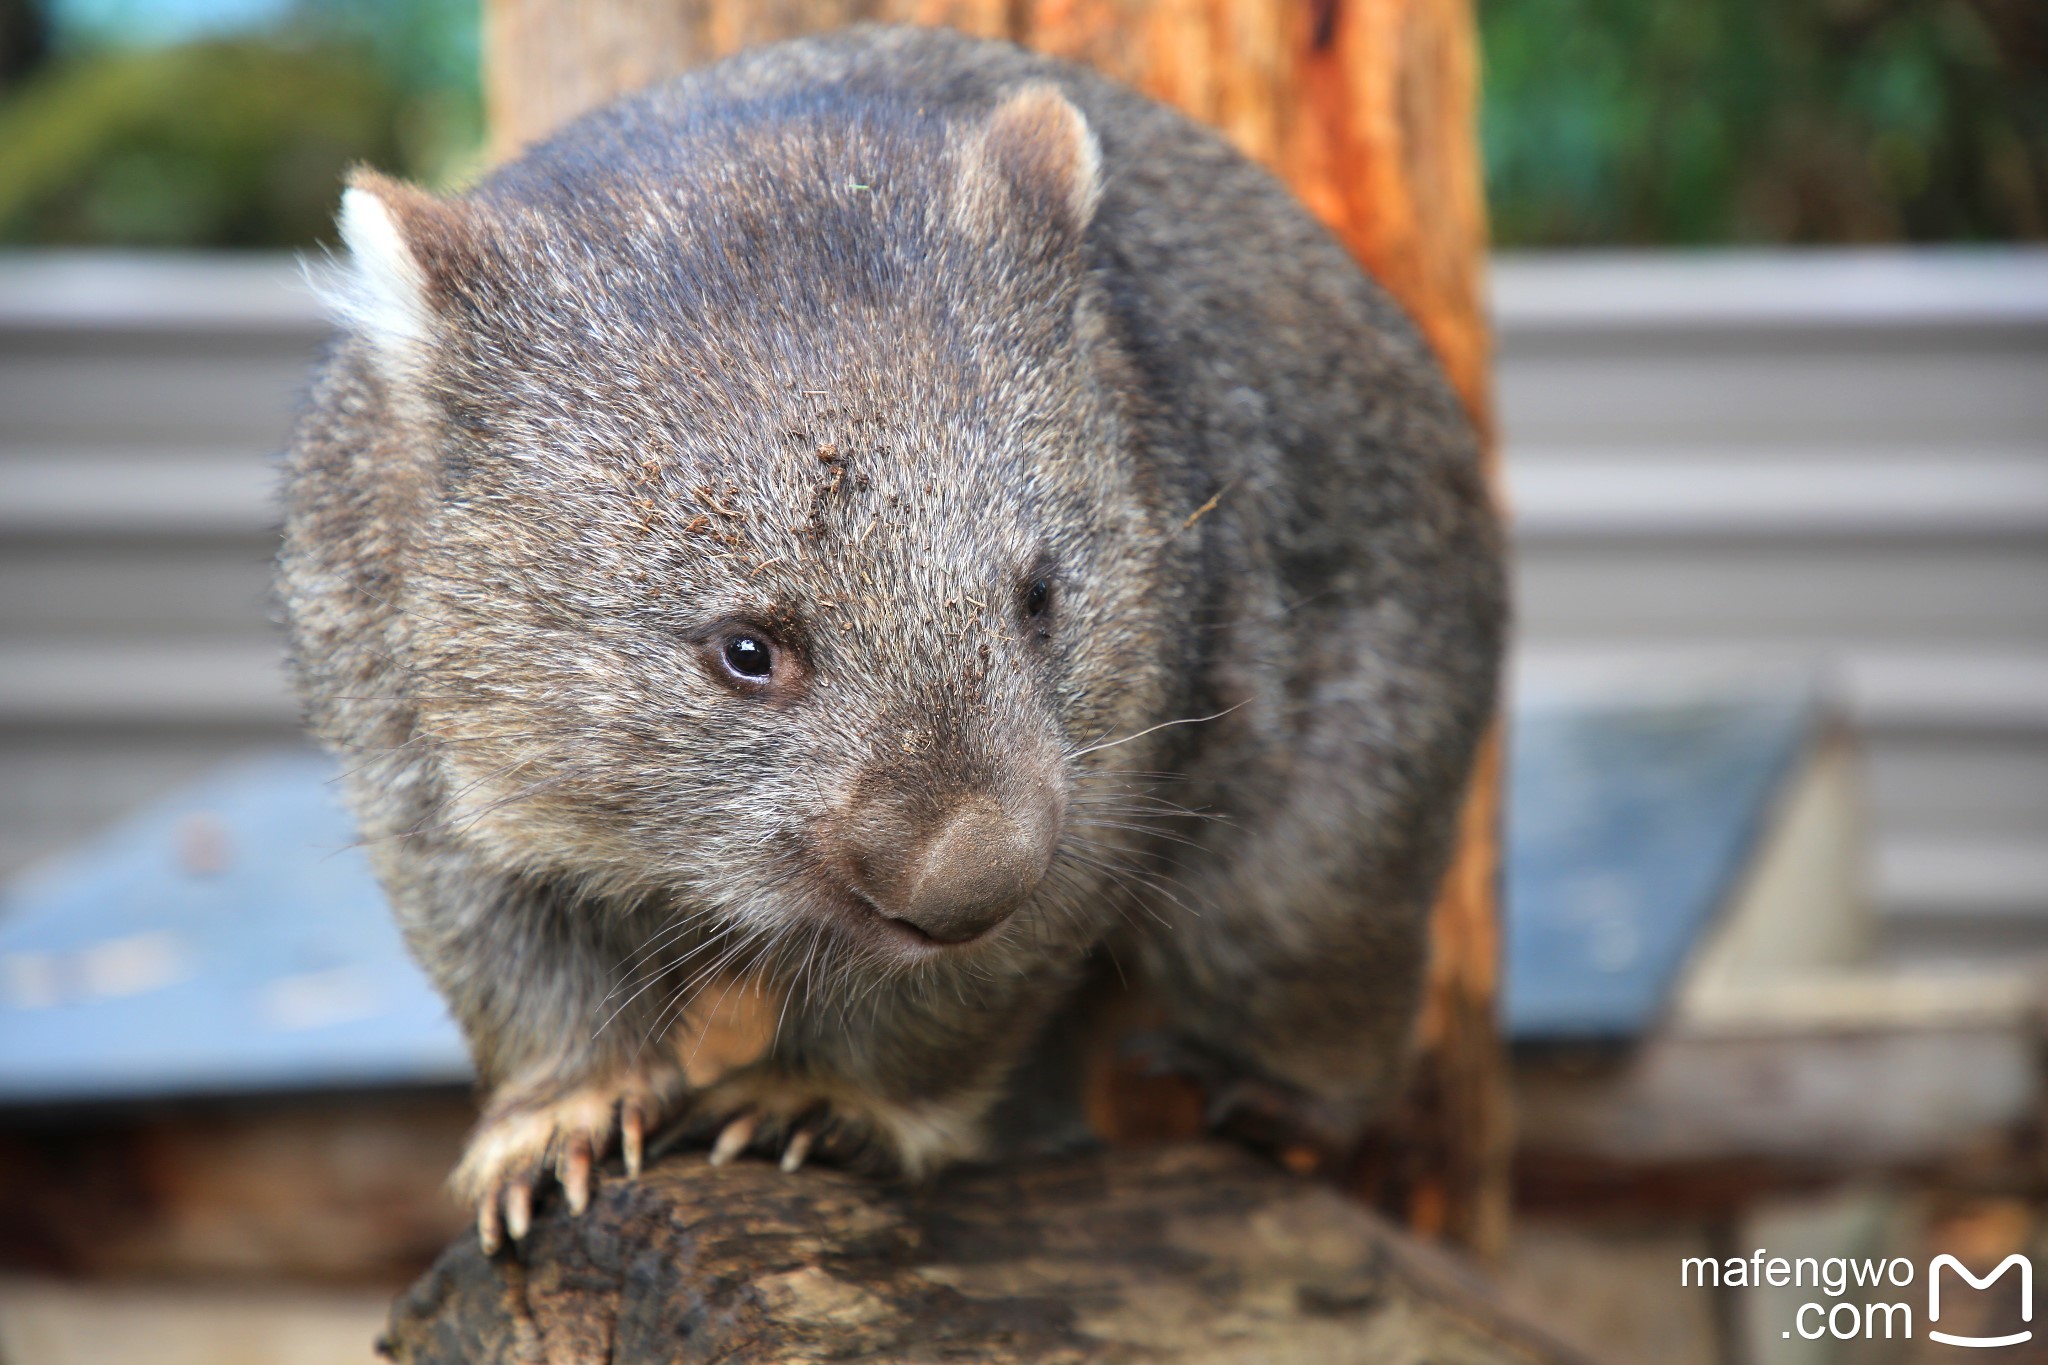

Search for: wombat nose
xmin=888 ymin=798 xmax=1054 ymax=944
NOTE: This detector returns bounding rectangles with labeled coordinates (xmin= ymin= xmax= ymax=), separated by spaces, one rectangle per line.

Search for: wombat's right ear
xmin=328 ymin=169 xmax=476 ymax=380
xmin=954 ymin=84 xmax=1102 ymax=246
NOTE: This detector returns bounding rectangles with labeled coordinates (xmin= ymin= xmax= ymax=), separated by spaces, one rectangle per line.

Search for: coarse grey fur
xmin=278 ymin=24 xmax=1504 ymax=1243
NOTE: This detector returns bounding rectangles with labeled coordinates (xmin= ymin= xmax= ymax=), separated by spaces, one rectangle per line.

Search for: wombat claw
xmin=779 ymin=1124 xmax=818 ymax=1172
xmin=705 ymin=1110 xmax=822 ymax=1172
xmin=707 ymin=1111 xmax=758 ymax=1165
xmin=463 ymin=1086 xmax=671 ymax=1254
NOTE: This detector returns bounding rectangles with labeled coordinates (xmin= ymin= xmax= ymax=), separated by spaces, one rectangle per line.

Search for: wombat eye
xmin=721 ymin=634 xmax=775 ymax=680
xmin=1023 ymin=579 xmax=1052 ymax=618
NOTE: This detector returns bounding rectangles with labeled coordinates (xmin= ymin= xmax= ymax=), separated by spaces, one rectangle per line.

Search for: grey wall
xmin=0 ymin=256 xmax=315 ymax=880
xmin=1497 ymin=252 xmax=2048 ymax=957
xmin=2 ymin=249 xmax=2044 ymax=958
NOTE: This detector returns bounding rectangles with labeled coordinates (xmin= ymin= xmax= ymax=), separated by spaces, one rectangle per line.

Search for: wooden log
xmin=378 ymin=1143 xmax=1589 ymax=1364
xmin=483 ymin=0 xmax=1509 ymax=1257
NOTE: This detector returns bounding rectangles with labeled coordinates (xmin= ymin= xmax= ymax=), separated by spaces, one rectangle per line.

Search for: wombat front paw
xmin=688 ymin=1084 xmax=867 ymax=1175
xmin=704 ymin=1108 xmax=823 ymax=1173
xmin=682 ymin=1071 xmax=977 ymax=1178
xmin=455 ymin=1071 xmax=685 ymax=1253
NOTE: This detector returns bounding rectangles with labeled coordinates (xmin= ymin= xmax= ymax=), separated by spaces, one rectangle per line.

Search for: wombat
xmin=279 ymin=23 xmax=1504 ymax=1250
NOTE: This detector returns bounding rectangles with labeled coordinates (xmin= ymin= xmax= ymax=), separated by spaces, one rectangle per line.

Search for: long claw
xmin=622 ymin=1099 xmax=645 ymax=1178
xmin=478 ymin=1189 xmax=504 ymax=1255
xmin=561 ymin=1133 xmax=593 ymax=1215
xmin=709 ymin=1113 xmax=758 ymax=1167
xmin=780 ymin=1126 xmax=816 ymax=1173
xmin=504 ymin=1180 xmax=533 ymax=1242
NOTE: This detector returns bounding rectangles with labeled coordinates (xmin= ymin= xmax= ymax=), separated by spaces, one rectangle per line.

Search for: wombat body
xmin=279 ymin=24 xmax=1503 ymax=1247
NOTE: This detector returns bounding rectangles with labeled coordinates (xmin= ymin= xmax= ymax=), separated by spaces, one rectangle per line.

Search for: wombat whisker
xmin=1037 ymin=865 xmax=1118 ymax=943
xmin=1053 ymin=849 xmax=1170 ymax=928
xmin=1070 ymin=788 xmax=1223 ymax=823
xmin=1180 ymin=587 xmax=1339 ymax=634
xmin=598 ymin=913 xmax=734 ymax=1033
xmin=1059 ymin=842 xmax=1202 ymax=925
xmin=1071 ymin=816 xmax=1203 ymax=849
xmin=828 ymin=948 xmax=896 ymax=1023
xmin=673 ymin=951 xmax=775 ymax=1067
xmin=324 ymin=731 xmax=565 ymax=791
xmin=1067 ymin=699 xmax=1249 ymax=759
xmin=654 ymin=910 xmax=756 ymax=980
xmin=413 ymin=759 xmax=568 ymax=844
xmin=1062 ymin=820 xmax=1179 ymax=862
xmin=593 ymin=963 xmax=676 ymax=1042
xmin=1085 ymin=804 xmax=1225 ymax=834
xmin=774 ymin=946 xmax=814 ymax=1042
xmin=427 ymin=736 xmax=579 ymax=807
xmin=643 ymin=929 xmax=764 ymax=1058
xmin=1062 ymin=845 xmax=1192 ymax=891
xmin=344 ymin=766 xmax=569 ymax=857
xmin=639 ymin=944 xmax=746 ymax=1041
xmin=321 ymin=693 xmax=492 ymax=704
xmin=1042 ymin=881 xmax=1135 ymax=951
xmin=608 ymin=901 xmax=738 ymax=998
xmin=603 ymin=935 xmax=704 ymax=1014
xmin=1099 ymin=936 xmax=1131 ymax=989
xmin=1067 ymin=785 xmax=1186 ymax=807
xmin=1075 ymin=769 xmax=1201 ymax=792
xmin=395 ymin=752 xmax=552 ymax=832
xmin=1067 ymin=831 xmax=1195 ymax=882
xmin=770 ymin=926 xmax=829 ymax=1046
xmin=1068 ymin=841 xmax=1190 ymax=883
xmin=1069 ymin=784 xmax=1200 ymax=806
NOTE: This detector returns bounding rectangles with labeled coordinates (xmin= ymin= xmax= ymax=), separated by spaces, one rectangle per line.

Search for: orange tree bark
xmin=485 ymin=0 xmax=1508 ymax=1258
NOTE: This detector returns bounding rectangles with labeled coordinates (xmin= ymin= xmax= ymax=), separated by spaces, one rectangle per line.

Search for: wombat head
xmin=331 ymin=85 xmax=1185 ymax=967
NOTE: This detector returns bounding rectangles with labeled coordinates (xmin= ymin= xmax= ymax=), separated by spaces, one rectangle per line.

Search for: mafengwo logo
xmin=1682 ymin=1249 xmax=2033 ymax=1347
xmin=1930 ymin=1255 xmax=2033 ymax=1349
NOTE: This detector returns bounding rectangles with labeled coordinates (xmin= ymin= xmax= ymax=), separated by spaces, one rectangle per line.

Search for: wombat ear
xmin=329 ymin=168 xmax=477 ymax=378
xmin=956 ymin=83 xmax=1102 ymax=242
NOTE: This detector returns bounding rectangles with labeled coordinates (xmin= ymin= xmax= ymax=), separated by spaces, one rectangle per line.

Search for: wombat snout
xmin=841 ymin=791 xmax=1060 ymax=945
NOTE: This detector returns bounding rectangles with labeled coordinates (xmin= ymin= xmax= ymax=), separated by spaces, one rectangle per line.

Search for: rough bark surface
xmin=483 ymin=0 xmax=1509 ymax=1259
xmin=380 ymin=1143 xmax=1586 ymax=1364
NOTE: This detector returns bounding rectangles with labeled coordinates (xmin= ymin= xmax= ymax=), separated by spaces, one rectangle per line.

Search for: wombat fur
xmin=278 ymin=23 xmax=1504 ymax=1248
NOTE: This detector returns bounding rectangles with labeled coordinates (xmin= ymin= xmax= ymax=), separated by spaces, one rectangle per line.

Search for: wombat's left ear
xmin=956 ymin=83 xmax=1102 ymax=241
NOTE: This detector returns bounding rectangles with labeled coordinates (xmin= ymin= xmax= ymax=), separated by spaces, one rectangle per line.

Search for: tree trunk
xmin=378 ymin=1143 xmax=1582 ymax=1364
xmin=483 ymin=0 xmax=1508 ymax=1258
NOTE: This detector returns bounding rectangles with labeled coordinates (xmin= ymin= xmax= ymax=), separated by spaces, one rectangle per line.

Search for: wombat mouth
xmin=847 ymin=888 xmax=1011 ymax=955
xmin=880 ymin=911 xmax=999 ymax=950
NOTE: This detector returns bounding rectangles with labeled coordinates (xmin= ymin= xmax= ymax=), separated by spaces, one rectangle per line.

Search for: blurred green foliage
xmin=0 ymin=0 xmax=478 ymax=247
xmin=0 ymin=0 xmax=2041 ymax=247
xmin=1482 ymin=0 xmax=2047 ymax=244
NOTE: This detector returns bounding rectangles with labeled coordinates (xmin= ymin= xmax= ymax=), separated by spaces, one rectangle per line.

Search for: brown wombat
xmin=279 ymin=24 xmax=1504 ymax=1250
